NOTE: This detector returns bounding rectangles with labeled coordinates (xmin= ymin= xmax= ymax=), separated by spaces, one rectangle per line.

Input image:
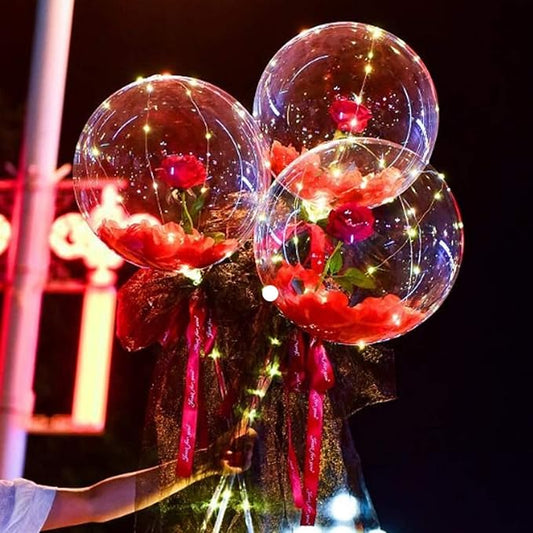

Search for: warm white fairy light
xmin=434 ymin=191 xmax=443 ymax=200
xmin=357 ymin=340 xmax=366 ymax=350
xmin=234 ymin=105 xmax=246 ymax=119
xmin=269 ymin=336 xmax=281 ymax=346
xmin=413 ymin=265 xmax=421 ymax=275
xmin=143 ymin=124 xmax=151 ymax=133
xmin=406 ymin=226 xmax=418 ymax=238
xmin=241 ymin=498 xmax=251 ymax=512
xmin=271 ymin=254 xmax=283 ymax=264
xmin=391 ymin=313 xmax=401 ymax=326
xmin=179 ymin=266 xmax=203 ymax=285
xmin=438 ymin=172 xmax=446 ymax=180
xmin=247 ymin=409 xmax=258 ymax=423
xmin=364 ymin=64 xmax=373 ymax=74
xmin=330 ymin=166 xmax=342 ymax=178
xmin=371 ymin=26 xmax=383 ymax=39
xmin=262 ymin=284 xmax=279 ymax=302
xmin=378 ymin=157 xmax=386 ymax=168
xmin=209 ymin=347 xmax=221 ymax=360
xmin=301 ymin=197 xmax=330 ymax=222
xmin=91 ymin=146 xmax=100 ymax=157
xmin=268 ymin=362 xmax=282 ymax=377
xmin=205 ymin=132 xmax=212 ymax=140
xmin=146 ymin=83 xmax=154 ymax=93
xmin=248 ymin=388 xmax=266 ymax=398
xmin=366 ymin=266 xmax=376 ymax=275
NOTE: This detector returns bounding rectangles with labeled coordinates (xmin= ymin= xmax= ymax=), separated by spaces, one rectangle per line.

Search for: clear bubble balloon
xmin=73 ymin=74 xmax=270 ymax=274
xmin=253 ymin=21 xmax=439 ymax=177
xmin=254 ymin=139 xmax=464 ymax=346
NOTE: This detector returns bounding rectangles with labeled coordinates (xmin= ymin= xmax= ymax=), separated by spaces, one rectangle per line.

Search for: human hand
xmin=208 ymin=425 xmax=257 ymax=476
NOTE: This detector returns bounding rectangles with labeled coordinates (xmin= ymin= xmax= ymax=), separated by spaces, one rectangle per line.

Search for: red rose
xmin=159 ymin=154 xmax=207 ymax=189
xmin=326 ymin=202 xmax=375 ymax=244
xmin=329 ymin=97 xmax=372 ymax=133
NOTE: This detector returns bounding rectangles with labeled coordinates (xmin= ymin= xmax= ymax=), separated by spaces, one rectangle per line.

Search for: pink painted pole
xmin=0 ymin=0 xmax=74 ymax=478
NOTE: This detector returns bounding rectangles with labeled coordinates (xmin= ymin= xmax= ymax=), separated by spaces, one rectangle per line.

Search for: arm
xmin=42 ymin=427 xmax=256 ymax=530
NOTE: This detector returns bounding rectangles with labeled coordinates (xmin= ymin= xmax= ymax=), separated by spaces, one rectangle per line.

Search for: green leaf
xmin=189 ymin=193 xmax=206 ymax=220
xmin=333 ymin=267 xmax=376 ymax=290
xmin=327 ymin=246 xmax=343 ymax=275
xmin=300 ymin=203 xmax=310 ymax=222
xmin=208 ymin=231 xmax=226 ymax=243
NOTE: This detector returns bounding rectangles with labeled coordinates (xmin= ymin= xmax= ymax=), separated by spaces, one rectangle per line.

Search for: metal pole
xmin=0 ymin=0 xmax=74 ymax=478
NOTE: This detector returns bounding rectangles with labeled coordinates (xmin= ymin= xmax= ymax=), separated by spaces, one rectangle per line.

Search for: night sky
xmin=0 ymin=1 xmax=530 ymax=532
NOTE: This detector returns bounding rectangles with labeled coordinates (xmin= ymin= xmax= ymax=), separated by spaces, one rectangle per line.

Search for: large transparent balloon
xmin=254 ymin=139 xmax=464 ymax=346
xmin=254 ymin=21 xmax=439 ymax=177
xmin=73 ymin=74 xmax=270 ymax=274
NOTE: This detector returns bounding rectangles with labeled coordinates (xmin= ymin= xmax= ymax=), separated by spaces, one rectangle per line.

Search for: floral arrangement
xmin=73 ymin=21 xmax=463 ymax=532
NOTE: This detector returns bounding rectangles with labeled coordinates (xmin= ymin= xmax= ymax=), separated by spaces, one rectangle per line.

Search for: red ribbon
xmin=176 ymin=289 xmax=218 ymax=477
xmin=284 ymin=330 xmax=335 ymax=525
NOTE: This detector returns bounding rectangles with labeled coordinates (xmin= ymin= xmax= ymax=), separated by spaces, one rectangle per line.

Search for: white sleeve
xmin=0 ymin=478 xmax=57 ymax=533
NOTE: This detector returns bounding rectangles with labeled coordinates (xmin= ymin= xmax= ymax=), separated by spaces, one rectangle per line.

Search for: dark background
xmin=1 ymin=1 xmax=531 ymax=532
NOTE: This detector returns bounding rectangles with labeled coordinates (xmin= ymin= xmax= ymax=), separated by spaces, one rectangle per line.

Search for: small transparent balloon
xmin=254 ymin=21 xmax=439 ymax=177
xmin=73 ymin=74 xmax=270 ymax=273
xmin=254 ymin=141 xmax=464 ymax=346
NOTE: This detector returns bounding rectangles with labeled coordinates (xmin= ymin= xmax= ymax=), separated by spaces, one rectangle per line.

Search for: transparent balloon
xmin=254 ymin=139 xmax=464 ymax=346
xmin=73 ymin=74 xmax=270 ymax=274
xmin=254 ymin=21 xmax=439 ymax=177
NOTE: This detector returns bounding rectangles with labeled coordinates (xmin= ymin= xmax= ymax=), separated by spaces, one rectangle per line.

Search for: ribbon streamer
xmin=284 ymin=330 xmax=335 ymax=526
xmin=176 ymin=289 xmax=218 ymax=477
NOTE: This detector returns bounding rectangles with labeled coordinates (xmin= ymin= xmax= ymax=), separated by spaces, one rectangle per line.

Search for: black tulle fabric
xmin=118 ymin=243 xmax=395 ymax=532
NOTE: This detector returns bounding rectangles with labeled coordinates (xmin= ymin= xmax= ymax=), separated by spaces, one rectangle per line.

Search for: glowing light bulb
xmin=328 ymin=492 xmax=360 ymax=522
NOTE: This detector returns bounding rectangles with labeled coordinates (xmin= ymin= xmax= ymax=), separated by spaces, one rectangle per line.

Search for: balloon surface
xmin=254 ymin=140 xmax=464 ymax=345
xmin=253 ymin=21 xmax=439 ymax=177
xmin=268 ymin=137 xmax=428 ymax=210
xmin=73 ymin=74 xmax=270 ymax=273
